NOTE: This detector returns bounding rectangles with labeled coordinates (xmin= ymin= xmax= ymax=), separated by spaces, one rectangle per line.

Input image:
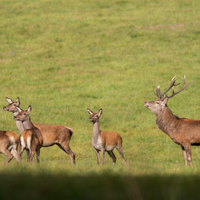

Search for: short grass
xmin=0 ymin=0 xmax=200 ymax=199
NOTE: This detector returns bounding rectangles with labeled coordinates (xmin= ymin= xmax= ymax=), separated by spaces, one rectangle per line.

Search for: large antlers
xmin=155 ymin=76 xmax=193 ymax=100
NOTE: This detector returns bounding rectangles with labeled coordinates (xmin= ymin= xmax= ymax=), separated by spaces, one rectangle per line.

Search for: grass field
xmin=1 ymin=0 xmax=200 ymax=199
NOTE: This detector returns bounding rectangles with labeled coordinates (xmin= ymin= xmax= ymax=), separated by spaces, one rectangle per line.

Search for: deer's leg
xmin=36 ymin=149 xmax=40 ymax=163
xmin=2 ymin=149 xmax=14 ymax=165
xmin=28 ymin=150 xmax=35 ymax=162
xmin=57 ymin=143 xmax=76 ymax=164
xmin=10 ymin=146 xmax=21 ymax=163
xmin=101 ymin=148 xmax=105 ymax=165
xmin=185 ymin=145 xmax=192 ymax=167
xmin=107 ymin=151 xmax=116 ymax=164
xmin=181 ymin=146 xmax=187 ymax=167
xmin=19 ymin=137 xmax=26 ymax=159
xmin=116 ymin=146 xmax=127 ymax=164
xmin=182 ymin=144 xmax=192 ymax=167
xmin=26 ymin=150 xmax=29 ymax=158
xmin=93 ymin=148 xmax=100 ymax=164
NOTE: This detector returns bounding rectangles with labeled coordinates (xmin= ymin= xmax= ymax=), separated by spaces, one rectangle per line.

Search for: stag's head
xmin=143 ymin=76 xmax=193 ymax=116
xmin=3 ymin=97 xmax=20 ymax=113
xmin=87 ymin=108 xmax=103 ymax=123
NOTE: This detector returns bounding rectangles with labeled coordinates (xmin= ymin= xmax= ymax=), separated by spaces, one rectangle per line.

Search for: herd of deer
xmin=0 ymin=76 xmax=199 ymax=167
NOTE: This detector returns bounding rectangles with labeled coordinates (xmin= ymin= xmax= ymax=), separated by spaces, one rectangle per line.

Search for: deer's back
xmin=100 ymin=131 xmax=122 ymax=146
xmin=170 ymin=118 xmax=200 ymax=145
xmin=33 ymin=123 xmax=71 ymax=146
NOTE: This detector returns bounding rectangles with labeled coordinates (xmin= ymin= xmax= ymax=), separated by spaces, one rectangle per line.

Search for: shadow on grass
xmin=0 ymin=171 xmax=200 ymax=200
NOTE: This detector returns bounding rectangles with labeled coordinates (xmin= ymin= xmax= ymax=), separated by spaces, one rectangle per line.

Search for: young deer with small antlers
xmin=3 ymin=97 xmax=75 ymax=164
xmin=0 ymin=131 xmax=21 ymax=165
xmin=13 ymin=105 xmax=43 ymax=162
xmin=143 ymin=75 xmax=198 ymax=167
xmin=87 ymin=108 xmax=126 ymax=165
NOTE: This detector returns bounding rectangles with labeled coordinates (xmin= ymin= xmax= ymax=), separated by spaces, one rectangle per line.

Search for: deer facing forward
xmin=13 ymin=105 xmax=43 ymax=163
xmin=87 ymin=108 xmax=126 ymax=165
xmin=143 ymin=76 xmax=198 ymax=167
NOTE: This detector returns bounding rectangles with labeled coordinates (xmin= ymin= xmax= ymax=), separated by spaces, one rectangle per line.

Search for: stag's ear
xmin=5 ymin=97 xmax=13 ymax=104
xmin=98 ymin=108 xmax=103 ymax=117
xmin=27 ymin=105 xmax=32 ymax=114
xmin=162 ymin=98 xmax=168 ymax=106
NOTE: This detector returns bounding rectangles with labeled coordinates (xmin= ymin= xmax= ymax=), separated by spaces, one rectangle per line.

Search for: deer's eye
xmin=156 ymin=102 xmax=159 ymax=104
xmin=96 ymin=115 xmax=98 ymax=117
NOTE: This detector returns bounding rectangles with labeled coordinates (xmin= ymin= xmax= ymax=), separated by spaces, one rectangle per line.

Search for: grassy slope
xmin=0 ymin=0 xmax=200 ymax=199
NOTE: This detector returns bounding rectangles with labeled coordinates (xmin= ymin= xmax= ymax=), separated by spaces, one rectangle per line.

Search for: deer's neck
xmin=92 ymin=121 xmax=100 ymax=144
xmin=13 ymin=112 xmax=25 ymax=134
xmin=22 ymin=117 xmax=35 ymax=130
xmin=156 ymin=106 xmax=178 ymax=136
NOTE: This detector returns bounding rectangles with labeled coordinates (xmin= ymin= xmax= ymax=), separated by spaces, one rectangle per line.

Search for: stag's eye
xmin=96 ymin=115 xmax=98 ymax=117
xmin=156 ymin=102 xmax=159 ymax=104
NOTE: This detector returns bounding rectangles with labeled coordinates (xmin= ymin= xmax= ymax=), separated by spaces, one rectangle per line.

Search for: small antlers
xmin=155 ymin=76 xmax=193 ymax=100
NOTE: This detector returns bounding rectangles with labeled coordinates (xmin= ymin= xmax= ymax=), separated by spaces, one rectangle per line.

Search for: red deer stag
xmin=143 ymin=75 xmax=196 ymax=167
xmin=0 ymin=131 xmax=21 ymax=164
xmin=3 ymin=97 xmax=75 ymax=164
xmin=14 ymin=106 xmax=43 ymax=163
xmin=87 ymin=108 xmax=126 ymax=165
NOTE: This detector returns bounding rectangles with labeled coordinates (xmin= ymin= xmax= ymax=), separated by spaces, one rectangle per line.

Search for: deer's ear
xmin=162 ymin=98 xmax=168 ymax=105
xmin=17 ymin=107 xmax=22 ymax=112
xmin=98 ymin=108 xmax=103 ymax=117
xmin=27 ymin=105 xmax=32 ymax=114
xmin=87 ymin=108 xmax=93 ymax=115
xmin=16 ymin=97 xmax=20 ymax=106
xmin=5 ymin=97 xmax=13 ymax=104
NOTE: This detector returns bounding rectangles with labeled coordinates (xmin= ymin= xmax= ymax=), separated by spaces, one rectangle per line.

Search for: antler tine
xmin=154 ymin=75 xmax=180 ymax=100
xmin=154 ymin=85 xmax=162 ymax=98
xmin=167 ymin=75 xmax=193 ymax=99
xmin=162 ymin=75 xmax=179 ymax=95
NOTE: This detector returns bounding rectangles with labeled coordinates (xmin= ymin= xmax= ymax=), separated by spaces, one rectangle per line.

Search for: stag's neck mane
xmin=156 ymin=106 xmax=179 ymax=136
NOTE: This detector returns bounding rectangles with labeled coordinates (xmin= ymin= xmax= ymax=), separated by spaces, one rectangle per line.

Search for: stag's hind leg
xmin=107 ymin=151 xmax=116 ymax=164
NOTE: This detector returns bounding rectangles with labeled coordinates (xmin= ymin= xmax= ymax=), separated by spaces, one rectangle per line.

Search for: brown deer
xmin=87 ymin=108 xmax=126 ymax=165
xmin=143 ymin=75 xmax=197 ymax=167
xmin=3 ymin=97 xmax=75 ymax=164
xmin=13 ymin=106 xmax=43 ymax=162
xmin=0 ymin=131 xmax=21 ymax=164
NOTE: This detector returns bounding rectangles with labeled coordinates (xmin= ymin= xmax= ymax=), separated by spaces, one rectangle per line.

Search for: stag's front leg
xmin=181 ymin=146 xmax=187 ymax=167
xmin=186 ymin=145 xmax=192 ymax=167
xmin=182 ymin=144 xmax=192 ymax=167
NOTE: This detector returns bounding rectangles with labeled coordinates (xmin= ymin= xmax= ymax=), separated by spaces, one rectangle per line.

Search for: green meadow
xmin=0 ymin=0 xmax=200 ymax=199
